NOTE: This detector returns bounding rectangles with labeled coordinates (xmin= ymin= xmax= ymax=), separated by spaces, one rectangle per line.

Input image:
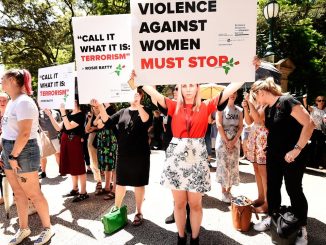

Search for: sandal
xmin=102 ymin=188 xmax=110 ymax=195
xmin=132 ymin=213 xmax=143 ymax=226
xmin=94 ymin=182 xmax=103 ymax=195
xmin=72 ymin=193 xmax=89 ymax=203
xmin=63 ymin=189 xmax=79 ymax=197
xmin=103 ymin=192 xmax=115 ymax=200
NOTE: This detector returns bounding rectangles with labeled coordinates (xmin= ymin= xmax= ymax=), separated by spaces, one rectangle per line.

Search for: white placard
xmin=72 ymin=14 xmax=134 ymax=104
xmin=37 ymin=63 xmax=75 ymax=109
xmin=131 ymin=0 xmax=257 ymax=85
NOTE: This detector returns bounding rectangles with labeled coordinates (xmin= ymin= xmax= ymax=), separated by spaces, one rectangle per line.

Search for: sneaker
xmin=8 ymin=228 xmax=31 ymax=245
xmin=38 ymin=172 xmax=46 ymax=179
xmin=221 ymin=192 xmax=231 ymax=203
xmin=254 ymin=216 xmax=271 ymax=232
xmin=34 ymin=227 xmax=54 ymax=245
xmin=295 ymin=226 xmax=308 ymax=245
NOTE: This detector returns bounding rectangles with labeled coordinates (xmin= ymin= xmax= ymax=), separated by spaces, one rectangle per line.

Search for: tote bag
xmin=39 ymin=128 xmax=56 ymax=158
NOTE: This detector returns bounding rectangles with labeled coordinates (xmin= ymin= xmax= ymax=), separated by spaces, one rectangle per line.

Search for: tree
xmin=257 ymin=0 xmax=326 ymax=101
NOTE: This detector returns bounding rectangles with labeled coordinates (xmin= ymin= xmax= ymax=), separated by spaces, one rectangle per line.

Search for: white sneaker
xmin=295 ymin=226 xmax=308 ymax=245
xmin=34 ymin=227 xmax=55 ymax=245
xmin=221 ymin=192 xmax=231 ymax=203
xmin=8 ymin=228 xmax=31 ymax=245
xmin=254 ymin=216 xmax=271 ymax=232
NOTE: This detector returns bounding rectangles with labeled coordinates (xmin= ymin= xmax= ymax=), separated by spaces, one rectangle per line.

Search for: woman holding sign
xmin=0 ymin=69 xmax=54 ymax=245
xmin=90 ymin=88 xmax=152 ymax=227
xmin=129 ymin=72 xmax=243 ymax=245
xmin=45 ymin=95 xmax=87 ymax=203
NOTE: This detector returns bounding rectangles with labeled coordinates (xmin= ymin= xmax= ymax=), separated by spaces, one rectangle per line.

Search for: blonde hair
xmin=175 ymin=84 xmax=201 ymax=114
xmin=0 ymin=92 xmax=9 ymax=100
xmin=250 ymin=77 xmax=282 ymax=100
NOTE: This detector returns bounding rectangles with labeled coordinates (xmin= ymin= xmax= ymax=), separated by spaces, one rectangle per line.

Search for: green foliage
xmin=257 ymin=0 xmax=325 ymax=101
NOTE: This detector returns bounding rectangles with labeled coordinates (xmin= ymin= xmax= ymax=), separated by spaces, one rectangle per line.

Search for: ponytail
xmin=22 ymin=69 xmax=33 ymax=96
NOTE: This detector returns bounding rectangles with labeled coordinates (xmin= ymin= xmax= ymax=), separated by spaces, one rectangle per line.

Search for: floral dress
xmin=96 ymin=127 xmax=117 ymax=171
xmin=215 ymin=105 xmax=242 ymax=188
xmin=246 ymin=124 xmax=268 ymax=165
xmin=160 ymin=137 xmax=211 ymax=193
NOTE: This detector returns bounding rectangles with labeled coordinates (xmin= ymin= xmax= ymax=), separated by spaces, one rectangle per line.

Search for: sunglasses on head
xmin=316 ymin=100 xmax=325 ymax=102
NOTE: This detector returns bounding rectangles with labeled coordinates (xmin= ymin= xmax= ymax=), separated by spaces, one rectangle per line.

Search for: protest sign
xmin=72 ymin=14 xmax=134 ymax=104
xmin=131 ymin=0 xmax=257 ymax=85
xmin=38 ymin=63 xmax=75 ymax=109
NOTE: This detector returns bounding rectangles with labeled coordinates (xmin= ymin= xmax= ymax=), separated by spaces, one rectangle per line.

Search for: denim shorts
xmin=1 ymin=138 xmax=40 ymax=173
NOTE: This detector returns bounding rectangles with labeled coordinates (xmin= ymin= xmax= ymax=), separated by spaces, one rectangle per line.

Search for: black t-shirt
xmin=62 ymin=112 xmax=85 ymax=136
xmin=153 ymin=116 xmax=163 ymax=135
xmin=157 ymin=102 xmax=172 ymax=138
xmin=105 ymin=107 xmax=152 ymax=155
xmin=265 ymin=95 xmax=302 ymax=156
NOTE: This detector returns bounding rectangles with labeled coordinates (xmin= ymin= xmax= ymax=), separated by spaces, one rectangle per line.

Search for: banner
xmin=72 ymin=14 xmax=134 ymax=104
xmin=131 ymin=0 xmax=257 ymax=85
xmin=37 ymin=63 xmax=75 ymax=109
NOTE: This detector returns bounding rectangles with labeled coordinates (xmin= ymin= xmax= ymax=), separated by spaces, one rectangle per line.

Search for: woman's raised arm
xmin=129 ymin=70 xmax=167 ymax=109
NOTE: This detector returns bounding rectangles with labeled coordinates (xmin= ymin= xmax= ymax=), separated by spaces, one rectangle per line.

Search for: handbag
xmin=231 ymin=196 xmax=256 ymax=232
xmin=276 ymin=206 xmax=300 ymax=238
xmin=102 ymin=205 xmax=128 ymax=235
xmin=39 ymin=128 xmax=56 ymax=158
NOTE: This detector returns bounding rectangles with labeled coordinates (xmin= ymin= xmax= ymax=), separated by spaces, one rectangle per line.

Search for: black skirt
xmin=116 ymin=153 xmax=150 ymax=187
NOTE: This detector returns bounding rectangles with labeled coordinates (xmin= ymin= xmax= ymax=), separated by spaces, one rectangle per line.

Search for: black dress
xmin=105 ymin=107 xmax=152 ymax=186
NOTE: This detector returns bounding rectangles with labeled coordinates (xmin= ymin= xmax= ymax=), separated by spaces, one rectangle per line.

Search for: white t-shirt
xmin=1 ymin=94 xmax=39 ymax=140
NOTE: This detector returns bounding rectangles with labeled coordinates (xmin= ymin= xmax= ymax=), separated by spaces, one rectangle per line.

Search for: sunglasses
xmin=316 ymin=100 xmax=325 ymax=102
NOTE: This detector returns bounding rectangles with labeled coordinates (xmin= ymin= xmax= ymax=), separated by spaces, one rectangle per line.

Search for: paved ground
xmin=1 ymin=151 xmax=326 ymax=245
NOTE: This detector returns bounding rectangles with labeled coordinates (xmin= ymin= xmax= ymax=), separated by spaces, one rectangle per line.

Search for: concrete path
xmin=1 ymin=151 xmax=325 ymax=244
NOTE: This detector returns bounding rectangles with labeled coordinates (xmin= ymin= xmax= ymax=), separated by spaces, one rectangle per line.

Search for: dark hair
xmin=4 ymin=69 xmax=33 ymax=95
xmin=137 ymin=87 xmax=145 ymax=104
xmin=74 ymin=94 xmax=80 ymax=107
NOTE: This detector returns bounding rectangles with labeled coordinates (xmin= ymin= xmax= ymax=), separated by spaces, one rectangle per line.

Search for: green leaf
xmin=230 ymin=58 xmax=234 ymax=64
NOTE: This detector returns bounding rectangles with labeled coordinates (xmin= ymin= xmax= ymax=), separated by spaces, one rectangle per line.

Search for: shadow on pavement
xmin=202 ymin=194 xmax=230 ymax=212
xmin=124 ymin=219 xmax=176 ymax=245
xmin=39 ymin=175 xmax=68 ymax=186
xmin=199 ymin=227 xmax=243 ymax=245
xmin=239 ymin=171 xmax=256 ymax=184
xmin=304 ymin=168 xmax=326 ymax=177
xmin=306 ymin=217 xmax=326 ymax=244
xmin=124 ymin=221 xmax=242 ymax=245
xmin=50 ymin=190 xmax=136 ymax=238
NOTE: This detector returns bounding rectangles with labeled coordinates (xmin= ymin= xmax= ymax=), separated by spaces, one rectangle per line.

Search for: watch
xmin=294 ymin=144 xmax=303 ymax=151
xmin=9 ymin=154 xmax=18 ymax=160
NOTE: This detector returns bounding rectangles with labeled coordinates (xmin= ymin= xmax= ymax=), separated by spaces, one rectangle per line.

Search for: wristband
xmin=9 ymin=154 xmax=18 ymax=160
xmin=294 ymin=144 xmax=303 ymax=151
xmin=61 ymin=115 xmax=67 ymax=118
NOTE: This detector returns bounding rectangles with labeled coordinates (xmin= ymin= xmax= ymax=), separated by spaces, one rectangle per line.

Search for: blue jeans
xmin=1 ymin=138 xmax=40 ymax=173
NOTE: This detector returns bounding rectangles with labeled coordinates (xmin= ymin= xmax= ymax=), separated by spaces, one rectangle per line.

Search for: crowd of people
xmin=0 ymin=61 xmax=325 ymax=245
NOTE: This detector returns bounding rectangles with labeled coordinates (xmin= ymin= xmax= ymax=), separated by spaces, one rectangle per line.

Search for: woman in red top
xmin=130 ymin=73 xmax=243 ymax=245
